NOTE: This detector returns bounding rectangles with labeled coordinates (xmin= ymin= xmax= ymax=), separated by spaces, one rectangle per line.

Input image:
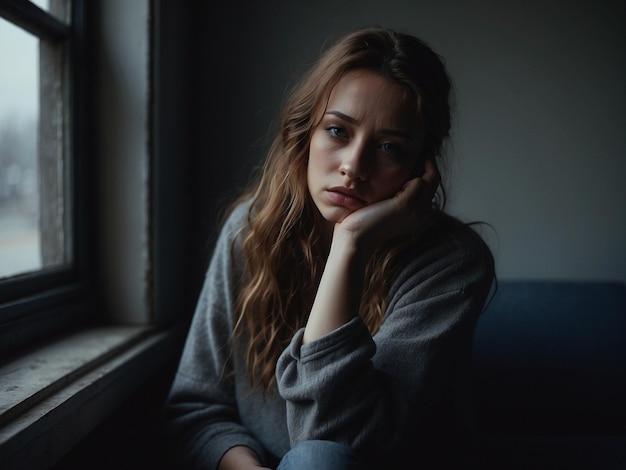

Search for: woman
xmin=167 ymin=27 xmax=495 ymax=469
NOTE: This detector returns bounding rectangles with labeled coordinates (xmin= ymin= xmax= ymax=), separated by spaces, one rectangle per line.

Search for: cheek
xmin=307 ymin=137 xmax=325 ymax=188
xmin=372 ymin=166 xmax=413 ymax=200
xmin=308 ymin=134 xmax=335 ymax=174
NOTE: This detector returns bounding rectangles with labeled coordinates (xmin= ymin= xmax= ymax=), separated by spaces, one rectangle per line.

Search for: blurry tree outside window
xmin=0 ymin=0 xmax=70 ymax=279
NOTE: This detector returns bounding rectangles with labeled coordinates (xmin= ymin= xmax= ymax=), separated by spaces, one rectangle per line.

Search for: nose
xmin=339 ymin=140 xmax=369 ymax=182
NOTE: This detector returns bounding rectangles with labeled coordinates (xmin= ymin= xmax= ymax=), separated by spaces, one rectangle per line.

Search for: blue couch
xmin=471 ymin=280 xmax=626 ymax=469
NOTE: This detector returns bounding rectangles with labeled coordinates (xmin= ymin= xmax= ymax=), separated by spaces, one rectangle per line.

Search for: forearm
xmin=303 ymin=231 xmax=366 ymax=344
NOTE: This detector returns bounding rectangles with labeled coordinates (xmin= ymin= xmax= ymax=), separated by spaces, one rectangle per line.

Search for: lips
xmin=327 ymin=186 xmax=367 ymax=208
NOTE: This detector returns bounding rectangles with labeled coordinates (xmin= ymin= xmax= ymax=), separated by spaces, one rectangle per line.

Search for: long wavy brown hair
xmin=229 ymin=27 xmax=453 ymax=392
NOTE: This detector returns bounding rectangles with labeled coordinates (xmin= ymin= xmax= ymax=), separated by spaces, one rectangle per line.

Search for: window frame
xmin=0 ymin=0 xmax=94 ymax=356
xmin=0 ymin=1 xmax=196 ymax=465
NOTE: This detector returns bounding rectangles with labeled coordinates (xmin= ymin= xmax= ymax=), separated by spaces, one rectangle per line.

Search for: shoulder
xmin=425 ymin=212 xmax=492 ymax=271
xmin=202 ymin=198 xmax=252 ymax=279
xmin=389 ymin=212 xmax=495 ymax=302
xmin=221 ymin=198 xmax=252 ymax=240
xmin=427 ymin=213 xmax=493 ymax=268
xmin=212 ymin=198 xmax=253 ymax=258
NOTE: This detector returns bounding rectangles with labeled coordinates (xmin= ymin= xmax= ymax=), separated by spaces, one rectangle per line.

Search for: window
xmin=0 ymin=3 xmax=181 ymax=466
xmin=0 ymin=0 xmax=91 ymax=355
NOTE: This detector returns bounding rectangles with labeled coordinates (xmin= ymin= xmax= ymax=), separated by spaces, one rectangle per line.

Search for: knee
xmin=277 ymin=440 xmax=361 ymax=470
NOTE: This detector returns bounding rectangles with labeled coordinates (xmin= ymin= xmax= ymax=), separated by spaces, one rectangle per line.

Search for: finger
xmin=422 ymin=157 xmax=441 ymax=188
xmin=395 ymin=177 xmax=424 ymax=206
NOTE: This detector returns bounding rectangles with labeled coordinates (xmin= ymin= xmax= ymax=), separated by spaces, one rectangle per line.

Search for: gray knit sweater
xmin=166 ymin=202 xmax=494 ymax=469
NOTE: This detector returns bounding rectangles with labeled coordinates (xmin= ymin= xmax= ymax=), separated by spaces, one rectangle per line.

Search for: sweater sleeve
xmin=166 ymin=203 xmax=266 ymax=470
xmin=275 ymin=225 xmax=495 ymax=457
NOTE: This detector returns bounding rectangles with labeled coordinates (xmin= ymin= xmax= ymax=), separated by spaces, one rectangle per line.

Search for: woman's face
xmin=307 ymin=69 xmax=424 ymax=226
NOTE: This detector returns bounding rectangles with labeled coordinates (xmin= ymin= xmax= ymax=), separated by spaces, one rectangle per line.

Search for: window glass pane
xmin=0 ymin=17 xmax=69 ymax=279
xmin=0 ymin=18 xmax=41 ymax=278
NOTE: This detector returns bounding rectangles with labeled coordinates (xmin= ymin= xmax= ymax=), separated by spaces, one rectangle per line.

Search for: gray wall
xmin=190 ymin=0 xmax=626 ymax=282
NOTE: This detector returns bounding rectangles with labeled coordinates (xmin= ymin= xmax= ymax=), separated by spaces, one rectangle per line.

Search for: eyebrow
xmin=325 ymin=110 xmax=416 ymax=141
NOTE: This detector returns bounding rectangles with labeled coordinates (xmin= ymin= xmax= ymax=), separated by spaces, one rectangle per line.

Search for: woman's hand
xmin=335 ymin=157 xmax=440 ymax=257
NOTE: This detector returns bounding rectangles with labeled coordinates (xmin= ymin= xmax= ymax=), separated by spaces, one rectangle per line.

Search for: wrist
xmin=331 ymin=225 xmax=370 ymax=265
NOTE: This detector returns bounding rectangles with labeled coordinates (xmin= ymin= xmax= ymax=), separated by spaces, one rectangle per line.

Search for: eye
xmin=325 ymin=125 xmax=348 ymax=139
xmin=379 ymin=141 xmax=403 ymax=157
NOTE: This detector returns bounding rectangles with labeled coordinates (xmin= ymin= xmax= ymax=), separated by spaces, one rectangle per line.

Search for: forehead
xmin=324 ymin=69 xmax=418 ymax=129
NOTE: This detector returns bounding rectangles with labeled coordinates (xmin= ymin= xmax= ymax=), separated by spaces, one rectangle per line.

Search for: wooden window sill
xmin=0 ymin=325 xmax=181 ymax=469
